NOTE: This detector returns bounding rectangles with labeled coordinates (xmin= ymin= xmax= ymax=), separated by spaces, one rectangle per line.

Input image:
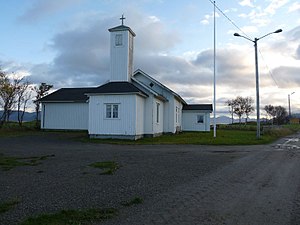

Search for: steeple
xmin=108 ymin=16 xmax=136 ymax=82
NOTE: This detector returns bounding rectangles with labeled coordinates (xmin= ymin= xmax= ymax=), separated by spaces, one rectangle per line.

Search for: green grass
xmin=0 ymin=154 xmax=55 ymax=171
xmin=121 ymin=197 xmax=143 ymax=207
xmin=0 ymin=198 xmax=20 ymax=214
xmin=83 ymin=130 xmax=277 ymax=145
xmin=0 ymin=121 xmax=41 ymax=137
xmin=20 ymin=208 xmax=117 ymax=225
xmin=89 ymin=161 xmax=120 ymax=175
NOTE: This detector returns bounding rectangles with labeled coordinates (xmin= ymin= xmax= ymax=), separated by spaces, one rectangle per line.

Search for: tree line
xmin=226 ymin=96 xmax=288 ymax=125
xmin=0 ymin=69 xmax=52 ymax=128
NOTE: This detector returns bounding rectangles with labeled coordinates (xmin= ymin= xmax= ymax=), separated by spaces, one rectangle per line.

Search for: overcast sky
xmin=1 ymin=0 xmax=300 ymax=116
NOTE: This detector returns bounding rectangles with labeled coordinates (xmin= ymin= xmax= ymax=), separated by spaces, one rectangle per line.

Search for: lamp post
xmin=288 ymin=92 xmax=295 ymax=118
xmin=233 ymin=29 xmax=282 ymax=139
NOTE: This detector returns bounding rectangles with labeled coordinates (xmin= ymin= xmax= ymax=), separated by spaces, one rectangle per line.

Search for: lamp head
xmin=234 ymin=33 xmax=241 ymax=37
xmin=274 ymin=29 xmax=282 ymax=33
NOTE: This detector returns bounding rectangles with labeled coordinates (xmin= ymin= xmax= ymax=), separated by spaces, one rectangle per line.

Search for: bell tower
xmin=108 ymin=15 xmax=136 ymax=82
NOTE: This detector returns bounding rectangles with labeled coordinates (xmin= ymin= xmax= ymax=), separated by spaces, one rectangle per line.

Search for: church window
xmin=115 ymin=34 xmax=123 ymax=46
xmin=197 ymin=115 xmax=204 ymax=123
xmin=156 ymin=102 xmax=160 ymax=123
xmin=106 ymin=104 xmax=119 ymax=119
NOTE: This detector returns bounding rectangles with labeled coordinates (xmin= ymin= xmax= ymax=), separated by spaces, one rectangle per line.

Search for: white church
xmin=39 ymin=18 xmax=212 ymax=140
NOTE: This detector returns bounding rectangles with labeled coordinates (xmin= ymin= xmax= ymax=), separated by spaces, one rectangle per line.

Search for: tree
xmin=16 ymin=81 xmax=31 ymax=126
xmin=244 ymin=97 xmax=254 ymax=124
xmin=226 ymin=96 xmax=254 ymax=124
xmin=33 ymin=83 xmax=53 ymax=127
xmin=0 ymin=70 xmax=24 ymax=127
xmin=274 ymin=106 xmax=288 ymax=125
xmin=225 ymin=99 xmax=235 ymax=124
xmin=264 ymin=105 xmax=276 ymax=124
xmin=264 ymin=105 xmax=288 ymax=125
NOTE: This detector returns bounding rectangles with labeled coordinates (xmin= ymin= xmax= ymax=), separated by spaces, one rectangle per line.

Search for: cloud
xmin=264 ymin=0 xmax=289 ymax=15
xmin=239 ymin=0 xmax=255 ymax=7
xmin=289 ymin=2 xmax=300 ymax=12
xmin=18 ymin=0 xmax=84 ymax=23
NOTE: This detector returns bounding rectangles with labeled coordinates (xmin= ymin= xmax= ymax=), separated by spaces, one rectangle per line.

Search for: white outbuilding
xmin=39 ymin=19 xmax=212 ymax=139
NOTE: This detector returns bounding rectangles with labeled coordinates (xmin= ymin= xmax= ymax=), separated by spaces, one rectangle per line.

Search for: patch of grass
xmin=0 ymin=198 xmax=20 ymax=214
xmin=20 ymin=208 xmax=117 ymax=225
xmin=83 ymin=125 xmax=300 ymax=145
xmin=0 ymin=121 xmax=41 ymax=137
xmin=0 ymin=154 xmax=55 ymax=171
xmin=121 ymin=197 xmax=143 ymax=207
xmin=89 ymin=161 xmax=120 ymax=175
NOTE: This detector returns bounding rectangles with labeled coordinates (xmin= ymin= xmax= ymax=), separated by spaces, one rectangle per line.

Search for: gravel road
xmin=1 ymin=132 xmax=300 ymax=225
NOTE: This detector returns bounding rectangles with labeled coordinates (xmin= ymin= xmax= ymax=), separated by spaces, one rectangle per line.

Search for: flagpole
xmin=213 ymin=0 xmax=217 ymax=138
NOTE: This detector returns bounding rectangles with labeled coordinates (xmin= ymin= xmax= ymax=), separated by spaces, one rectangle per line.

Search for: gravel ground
xmin=1 ymin=132 xmax=300 ymax=225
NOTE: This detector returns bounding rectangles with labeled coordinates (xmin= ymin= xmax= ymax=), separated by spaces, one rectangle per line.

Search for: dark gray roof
xmin=108 ymin=25 xmax=136 ymax=36
xmin=38 ymin=87 xmax=96 ymax=102
xmin=183 ymin=104 xmax=213 ymax=111
xmin=39 ymin=82 xmax=148 ymax=102
xmin=86 ymin=82 xmax=148 ymax=97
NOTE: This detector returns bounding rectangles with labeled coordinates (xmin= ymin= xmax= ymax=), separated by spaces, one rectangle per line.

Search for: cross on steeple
xmin=120 ymin=14 xmax=125 ymax=25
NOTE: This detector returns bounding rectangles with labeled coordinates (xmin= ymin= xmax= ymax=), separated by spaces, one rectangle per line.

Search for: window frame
xmin=105 ymin=104 xmax=120 ymax=119
xmin=156 ymin=102 xmax=160 ymax=124
xmin=197 ymin=114 xmax=204 ymax=124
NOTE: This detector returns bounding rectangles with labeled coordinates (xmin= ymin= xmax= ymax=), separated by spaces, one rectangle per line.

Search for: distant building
xmin=39 ymin=18 xmax=212 ymax=139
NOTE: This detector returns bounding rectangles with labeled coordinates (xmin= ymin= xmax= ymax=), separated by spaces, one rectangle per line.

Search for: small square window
xmin=197 ymin=115 xmax=204 ymax=123
xmin=115 ymin=34 xmax=123 ymax=46
xmin=105 ymin=104 xmax=119 ymax=119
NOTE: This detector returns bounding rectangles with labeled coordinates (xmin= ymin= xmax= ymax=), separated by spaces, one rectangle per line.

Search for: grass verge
xmin=89 ymin=161 xmax=120 ymax=175
xmin=20 ymin=208 xmax=117 ymax=225
xmin=0 ymin=154 xmax=55 ymax=171
xmin=83 ymin=124 xmax=300 ymax=145
xmin=0 ymin=198 xmax=19 ymax=214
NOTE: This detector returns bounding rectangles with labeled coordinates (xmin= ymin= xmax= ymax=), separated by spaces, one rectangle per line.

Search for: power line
xmin=258 ymin=49 xmax=279 ymax=88
xmin=207 ymin=0 xmax=251 ymax=39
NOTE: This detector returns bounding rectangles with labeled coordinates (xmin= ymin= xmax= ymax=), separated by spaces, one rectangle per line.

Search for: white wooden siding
xmin=134 ymin=73 xmax=183 ymax=134
xmin=110 ymin=31 xmax=131 ymax=82
xmin=153 ymin=98 xmax=164 ymax=134
xmin=182 ymin=111 xmax=211 ymax=132
xmin=88 ymin=95 xmax=137 ymax=135
xmin=136 ymin=95 xmax=145 ymax=135
xmin=41 ymin=103 xmax=88 ymax=130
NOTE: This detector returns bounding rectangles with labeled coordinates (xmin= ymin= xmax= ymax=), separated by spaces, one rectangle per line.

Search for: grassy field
xmin=1 ymin=121 xmax=299 ymax=145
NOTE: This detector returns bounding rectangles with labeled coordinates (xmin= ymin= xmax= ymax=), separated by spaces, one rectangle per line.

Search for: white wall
xmin=182 ymin=111 xmax=211 ymax=132
xmin=110 ymin=30 xmax=132 ymax=82
xmin=89 ymin=94 xmax=138 ymax=136
xmin=136 ymin=95 xmax=145 ymax=135
xmin=41 ymin=102 xmax=88 ymax=130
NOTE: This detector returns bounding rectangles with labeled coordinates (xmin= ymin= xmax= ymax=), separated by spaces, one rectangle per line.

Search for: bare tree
xmin=225 ymin=99 xmax=235 ymax=124
xmin=244 ymin=97 xmax=254 ymax=124
xmin=232 ymin=96 xmax=246 ymax=124
xmin=0 ymin=70 xmax=24 ymax=127
xmin=33 ymin=83 xmax=53 ymax=127
xmin=16 ymin=81 xmax=31 ymax=126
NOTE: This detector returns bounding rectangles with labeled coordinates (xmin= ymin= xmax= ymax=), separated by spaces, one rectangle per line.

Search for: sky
xmin=1 ymin=0 xmax=300 ymax=117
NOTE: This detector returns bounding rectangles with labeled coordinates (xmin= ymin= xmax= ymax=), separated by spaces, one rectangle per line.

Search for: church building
xmin=39 ymin=18 xmax=212 ymax=140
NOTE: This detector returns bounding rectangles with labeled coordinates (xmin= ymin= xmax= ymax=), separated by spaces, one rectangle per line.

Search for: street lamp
xmin=233 ymin=29 xmax=282 ymax=139
xmin=288 ymin=92 xmax=295 ymax=118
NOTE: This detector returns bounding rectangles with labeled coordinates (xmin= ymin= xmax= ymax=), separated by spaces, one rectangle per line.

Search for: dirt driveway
xmin=1 ymin=132 xmax=300 ymax=225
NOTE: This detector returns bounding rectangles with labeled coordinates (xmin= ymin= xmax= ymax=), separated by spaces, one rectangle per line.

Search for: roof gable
xmin=132 ymin=69 xmax=186 ymax=104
